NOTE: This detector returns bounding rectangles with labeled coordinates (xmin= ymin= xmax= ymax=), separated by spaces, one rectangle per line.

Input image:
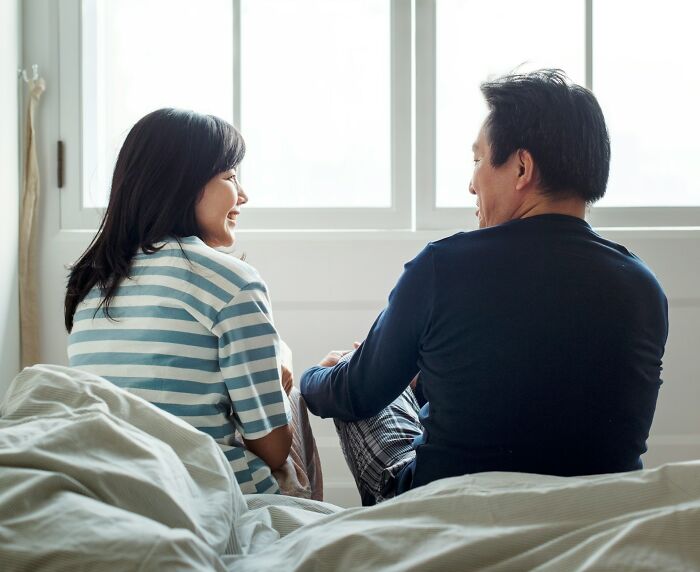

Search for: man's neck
xmin=516 ymin=195 xmax=587 ymax=222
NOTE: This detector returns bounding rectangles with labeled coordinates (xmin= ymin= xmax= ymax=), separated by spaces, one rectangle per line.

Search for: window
xmin=590 ymin=0 xmax=700 ymax=226
xmin=81 ymin=0 xmax=234 ymax=210
xmin=240 ymin=0 xmax=391 ymax=209
xmin=59 ymin=0 xmax=410 ymax=230
xmin=416 ymin=0 xmax=586 ymax=230
xmin=435 ymin=0 xmax=585 ymax=209
xmin=56 ymin=0 xmax=699 ymax=231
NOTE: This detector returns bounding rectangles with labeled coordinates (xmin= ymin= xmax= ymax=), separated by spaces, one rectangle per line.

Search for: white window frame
xmin=56 ymin=0 xmax=412 ymax=231
xmin=54 ymin=0 xmax=700 ymax=232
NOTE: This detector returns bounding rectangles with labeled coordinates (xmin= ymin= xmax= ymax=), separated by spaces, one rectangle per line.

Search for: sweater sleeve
xmin=301 ymin=245 xmax=435 ymax=421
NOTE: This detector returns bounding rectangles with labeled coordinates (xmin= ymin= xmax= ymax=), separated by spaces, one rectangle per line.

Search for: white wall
xmin=22 ymin=0 xmax=700 ymax=507
xmin=0 ymin=0 xmax=20 ymax=395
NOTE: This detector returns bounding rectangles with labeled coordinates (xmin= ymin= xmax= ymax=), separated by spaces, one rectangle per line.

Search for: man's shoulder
xmin=589 ymin=234 xmax=662 ymax=284
xmin=428 ymin=226 xmax=505 ymax=255
xmin=613 ymin=246 xmax=666 ymax=298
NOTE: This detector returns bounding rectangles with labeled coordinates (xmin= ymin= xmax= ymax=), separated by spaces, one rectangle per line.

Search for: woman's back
xmin=68 ymin=236 xmax=291 ymax=494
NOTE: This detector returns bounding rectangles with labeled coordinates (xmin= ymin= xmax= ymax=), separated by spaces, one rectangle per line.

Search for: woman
xmin=65 ymin=108 xmax=321 ymax=498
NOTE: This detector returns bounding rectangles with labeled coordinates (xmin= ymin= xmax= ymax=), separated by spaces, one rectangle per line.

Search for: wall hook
xmin=19 ymin=64 xmax=39 ymax=83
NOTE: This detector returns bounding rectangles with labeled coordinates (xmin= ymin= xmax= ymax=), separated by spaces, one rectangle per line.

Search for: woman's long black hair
xmin=64 ymin=108 xmax=245 ymax=332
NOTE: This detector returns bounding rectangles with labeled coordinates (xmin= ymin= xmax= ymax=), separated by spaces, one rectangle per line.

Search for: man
xmin=300 ymin=69 xmax=669 ymax=506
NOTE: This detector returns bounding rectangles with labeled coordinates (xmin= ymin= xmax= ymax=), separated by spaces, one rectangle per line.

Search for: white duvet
xmin=0 ymin=365 xmax=698 ymax=571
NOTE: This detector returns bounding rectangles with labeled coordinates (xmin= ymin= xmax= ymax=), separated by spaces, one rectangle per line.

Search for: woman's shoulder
xmin=174 ymin=236 xmax=264 ymax=291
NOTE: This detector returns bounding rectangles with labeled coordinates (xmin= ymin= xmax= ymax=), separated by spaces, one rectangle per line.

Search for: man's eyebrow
xmin=471 ymin=143 xmax=478 ymax=153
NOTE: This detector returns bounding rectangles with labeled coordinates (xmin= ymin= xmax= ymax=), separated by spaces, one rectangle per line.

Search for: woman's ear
xmin=515 ymin=149 xmax=535 ymax=191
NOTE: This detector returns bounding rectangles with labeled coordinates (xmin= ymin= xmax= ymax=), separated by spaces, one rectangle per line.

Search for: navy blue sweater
xmin=301 ymin=215 xmax=668 ymax=492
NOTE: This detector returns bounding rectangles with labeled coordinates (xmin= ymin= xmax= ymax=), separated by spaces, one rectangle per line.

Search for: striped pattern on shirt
xmin=68 ymin=236 xmax=291 ymax=494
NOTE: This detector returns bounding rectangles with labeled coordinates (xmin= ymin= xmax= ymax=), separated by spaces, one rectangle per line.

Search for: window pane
xmin=82 ymin=0 xmax=233 ymax=208
xmin=435 ymin=0 xmax=585 ymax=207
xmin=593 ymin=1 xmax=700 ymax=207
xmin=240 ymin=0 xmax=391 ymax=208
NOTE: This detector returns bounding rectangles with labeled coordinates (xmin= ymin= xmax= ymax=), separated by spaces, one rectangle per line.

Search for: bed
xmin=1 ymin=365 xmax=698 ymax=571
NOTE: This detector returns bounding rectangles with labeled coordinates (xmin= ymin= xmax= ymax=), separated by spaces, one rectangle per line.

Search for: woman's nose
xmin=237 ymin=186 xmax=248 ymax=205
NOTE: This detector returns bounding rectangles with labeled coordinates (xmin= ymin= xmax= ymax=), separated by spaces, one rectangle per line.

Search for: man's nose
xmin=468 ymin=180 xmax=476 ymax=195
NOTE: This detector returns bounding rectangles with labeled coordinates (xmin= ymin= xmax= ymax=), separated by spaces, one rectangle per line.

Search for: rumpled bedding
xmin=1 ymin=365 xmax=699 ymax=571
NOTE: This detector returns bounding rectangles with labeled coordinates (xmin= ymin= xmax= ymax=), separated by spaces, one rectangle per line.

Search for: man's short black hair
xmin=480 ymin=69 xmax=610 ymax=203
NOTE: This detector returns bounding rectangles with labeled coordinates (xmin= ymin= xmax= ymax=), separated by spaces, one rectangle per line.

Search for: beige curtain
xmin=19 ymin=76 xmax=46 ymax=368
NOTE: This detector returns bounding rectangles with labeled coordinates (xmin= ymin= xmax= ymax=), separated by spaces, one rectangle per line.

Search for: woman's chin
xmin=203 ymin=232 xmax=235 ymax=249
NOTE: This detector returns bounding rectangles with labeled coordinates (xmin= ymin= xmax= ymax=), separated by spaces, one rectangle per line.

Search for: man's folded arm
xmin=301 ymin=245 xmax=435 ymax=421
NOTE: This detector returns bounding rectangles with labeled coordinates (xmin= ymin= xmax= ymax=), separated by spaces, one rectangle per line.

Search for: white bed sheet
xmin=1 ymin=365 xmax=698 ymax=571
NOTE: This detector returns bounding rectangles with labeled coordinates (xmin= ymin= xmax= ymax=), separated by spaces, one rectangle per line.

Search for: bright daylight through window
xmin=240 ymin=0 xmax=391 ymax=208
xmin=73 ymin=0 xmax=698 ymax=229
xmin=81 ymin=0 xmax=234 ymax=209
xmin=593 ymin=0 xmax=700 ymax=207
xmin=81 ymin=0 xmax=390 ymax=212
xmin=435 ymin=0 xmax=585 ymax=208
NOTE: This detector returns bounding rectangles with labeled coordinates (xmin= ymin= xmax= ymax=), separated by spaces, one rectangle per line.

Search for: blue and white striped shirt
xmin=68 ymin=236 xmax=291 ymax=494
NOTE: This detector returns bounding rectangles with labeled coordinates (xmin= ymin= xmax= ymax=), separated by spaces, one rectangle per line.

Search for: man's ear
xmin=515 ymin=149 xmax=535 ymax=191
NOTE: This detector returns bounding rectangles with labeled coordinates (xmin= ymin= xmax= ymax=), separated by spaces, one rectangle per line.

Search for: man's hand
xmin=318 ymin=341 xmax=362 ymax=367
xmin=319 ymin=350 xmax=351 ymax=367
